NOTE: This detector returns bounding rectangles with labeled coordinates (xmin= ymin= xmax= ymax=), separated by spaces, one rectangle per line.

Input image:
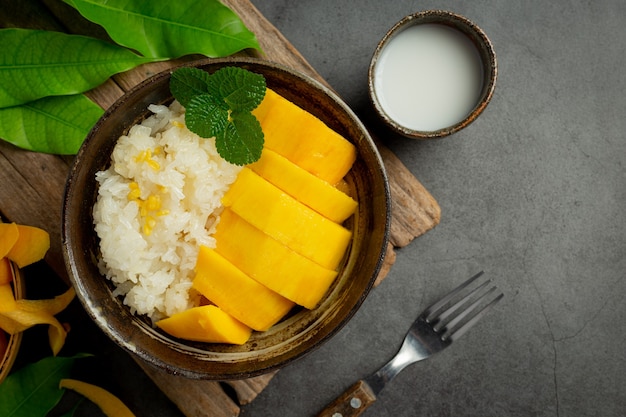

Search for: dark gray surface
xmin=238 ymin=1 xmax=626 ymax=416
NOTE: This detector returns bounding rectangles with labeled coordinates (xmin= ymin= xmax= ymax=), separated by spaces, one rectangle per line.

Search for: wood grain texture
xmin=314 ymin=380 xmax=377 ymax=417
xmin=136 ymin=359 xmax=241 ymax=417
xmin=0 ymin=1 xmax=440 ymax=415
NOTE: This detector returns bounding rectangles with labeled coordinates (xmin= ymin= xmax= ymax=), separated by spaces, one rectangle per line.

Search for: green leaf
xmin=0 ymin=356 xmax=76 ymax=417
xmin=216 ymin=112 xmax=264 ymax=166
xmin=0 ymin=94 xmax=104 ymax=154
xmin=0 ymin=28 xmax=154 ymax=109
xmin=64 ymin=0 xmax=262 ymax=59
xmin=186 ymin=94 xmax=229 ymax=138
xmin=170 ymin=66 xmax=266 ymax=165
xmin=170 ymin=67 xmax=213 ymax=107
xmin=207 ymin=67 xmax=267 ymax=112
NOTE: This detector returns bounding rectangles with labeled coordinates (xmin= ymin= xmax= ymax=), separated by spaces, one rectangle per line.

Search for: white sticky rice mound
xmin=93 ymin=100 xmax=242 ymax=322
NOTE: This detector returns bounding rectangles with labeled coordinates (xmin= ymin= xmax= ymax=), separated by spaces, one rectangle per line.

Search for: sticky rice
xmin=93 ymin=101 xmax=242 ymax=322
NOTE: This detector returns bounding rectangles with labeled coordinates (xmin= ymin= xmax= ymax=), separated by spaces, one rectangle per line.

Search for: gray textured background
xmin=240 ymin=1 xmax=626 ymax=416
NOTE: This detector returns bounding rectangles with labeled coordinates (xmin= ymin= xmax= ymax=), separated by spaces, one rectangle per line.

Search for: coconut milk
xmin=374 ymin=24 xmax=484 ymax=132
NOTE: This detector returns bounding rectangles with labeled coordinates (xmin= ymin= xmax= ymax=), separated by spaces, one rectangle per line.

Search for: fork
xmin=315 ymin=271 xmax=503 ymax=417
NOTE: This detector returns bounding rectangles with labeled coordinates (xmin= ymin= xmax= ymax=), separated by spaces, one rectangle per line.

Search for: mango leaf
xmin=0 ymin=29 xmax=155 ymax=109
xmin=0 ymin=94 xmax=104 ymax=154
xmin=0 ymin=355 xmax=76 ymax=417
xmin=64 ymin=0 xmax=262 ymax=59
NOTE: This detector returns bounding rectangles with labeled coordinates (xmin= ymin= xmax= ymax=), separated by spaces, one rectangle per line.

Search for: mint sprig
xmin=170 ymin=66 xmax=266 ymax=165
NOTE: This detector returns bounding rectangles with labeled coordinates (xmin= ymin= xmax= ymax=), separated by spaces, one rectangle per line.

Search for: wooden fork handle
xmin=315 ymin=380 xmax=377 ymax=417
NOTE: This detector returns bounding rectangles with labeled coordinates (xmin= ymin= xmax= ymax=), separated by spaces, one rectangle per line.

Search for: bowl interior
xmin=63 ymin=58 xmax=390 ymax=380
xmin=368 ymin=10 xmax=497 ymax=139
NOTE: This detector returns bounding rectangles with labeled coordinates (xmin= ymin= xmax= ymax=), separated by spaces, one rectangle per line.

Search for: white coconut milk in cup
xmin=368 ymin=10 xmax=497 ymax=139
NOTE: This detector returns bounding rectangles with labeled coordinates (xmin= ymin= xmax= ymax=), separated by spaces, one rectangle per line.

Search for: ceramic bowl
xmin=368 ymin=10 xmax=497 ymax=139
xmin=0 ymin=261 xmax=25 ymax=384
xmin=62 ymin=57 xmax=390 ymax=380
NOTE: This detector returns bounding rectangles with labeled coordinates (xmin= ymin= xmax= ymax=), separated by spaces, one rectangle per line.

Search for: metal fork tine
xmin=424 ymin=271 xmax=484 ymax=322
xmin=445 ymin=290 xmax=503 ymax=341
xmin=439 ymin=284 xmax=497 ymax=332
xmin=431 ymin=279 xmax=493 ymax=328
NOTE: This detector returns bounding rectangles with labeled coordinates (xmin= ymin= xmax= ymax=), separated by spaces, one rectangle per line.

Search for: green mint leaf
xmin=216 ymin=112 xmax=264 ymax=166
xmin=186 ymin=94 xmax=229 ymax=138
xmin=207 ymin=67 xmax=267 ymax=112
xmin=170 ymin=67 xmax=213 ymax=107
xmin=170 ymin=66 xmax=266 ymax=165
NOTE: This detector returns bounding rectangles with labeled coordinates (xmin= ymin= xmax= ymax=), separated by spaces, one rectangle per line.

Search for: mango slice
xmin=6 ymin=224 xmax=50 ymax=268
xmin=0 ymin=222 xmax=19 ymax=259
xmin=214 ymin=209 xmax=338 ymax=309
xmin=252 ymin=88 xmax=357 ymax=185
xmin=250 ymin=149 xmax=358 ymax=223
xmin=222 ymin=168 xmax=352 ymax=271
xmin=156 ymin=304 xmax=251 ymax=345
xmin=60 ymin=379 xmax=136 ymax=417
xmin=0 ymin=257 xmax=12 ymax=285
xmin=192 ymin=245 xmax=294 ymax=331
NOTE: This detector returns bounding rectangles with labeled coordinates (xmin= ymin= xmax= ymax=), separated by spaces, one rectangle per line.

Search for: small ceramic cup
xmin=368 ymin=10 xmax=497 ymax=139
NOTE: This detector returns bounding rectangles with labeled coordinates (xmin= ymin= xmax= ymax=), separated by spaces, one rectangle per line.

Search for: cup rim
xmin=368 ymin=9 xmax=498 ymax=139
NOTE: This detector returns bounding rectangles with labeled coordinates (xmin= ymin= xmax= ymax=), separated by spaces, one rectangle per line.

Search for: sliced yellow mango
xmin=252 ymin=88 xmax=357 ymax=185
xmin=222 ymin=168 xmax=352 ymax=271
xmin=60 ymin=379 xmax=136 ymax=417
xmin=0 ymin=222 xmax=19 ymax=259
xmin=0 ymin=257 xmax=12 ymax=285
xmin=214 ymin=209 xmax=338 ymax=309
xmin=192 ymin=245 xmax=294 ymax=331
xmin=156 ymin=305 xmax=251 ymax=345
xmin=6 ymin=224 xmax=50 ymax=268
xmin=249 ymin=149 xmax=358 ymax=223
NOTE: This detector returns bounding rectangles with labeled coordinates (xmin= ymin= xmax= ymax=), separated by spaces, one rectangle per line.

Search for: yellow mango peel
xmin=0 ymin=257 xmax=12 ymax=285
xmin=5 ymin=223 xmax=50 ymax=268
xmin=0 ymin=221 xmax=73 ymax=355
xmin=0 ymin=284 xmax=75 ymax=356
xmin=59 ymin=378 xmax=136 ymax=417
xmin=0 ymin=222 xmax=19 ymax=259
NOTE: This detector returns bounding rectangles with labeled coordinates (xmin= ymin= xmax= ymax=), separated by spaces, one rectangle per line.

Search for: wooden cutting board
xmin=0 ymin=1 xmax=440 ymax=415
